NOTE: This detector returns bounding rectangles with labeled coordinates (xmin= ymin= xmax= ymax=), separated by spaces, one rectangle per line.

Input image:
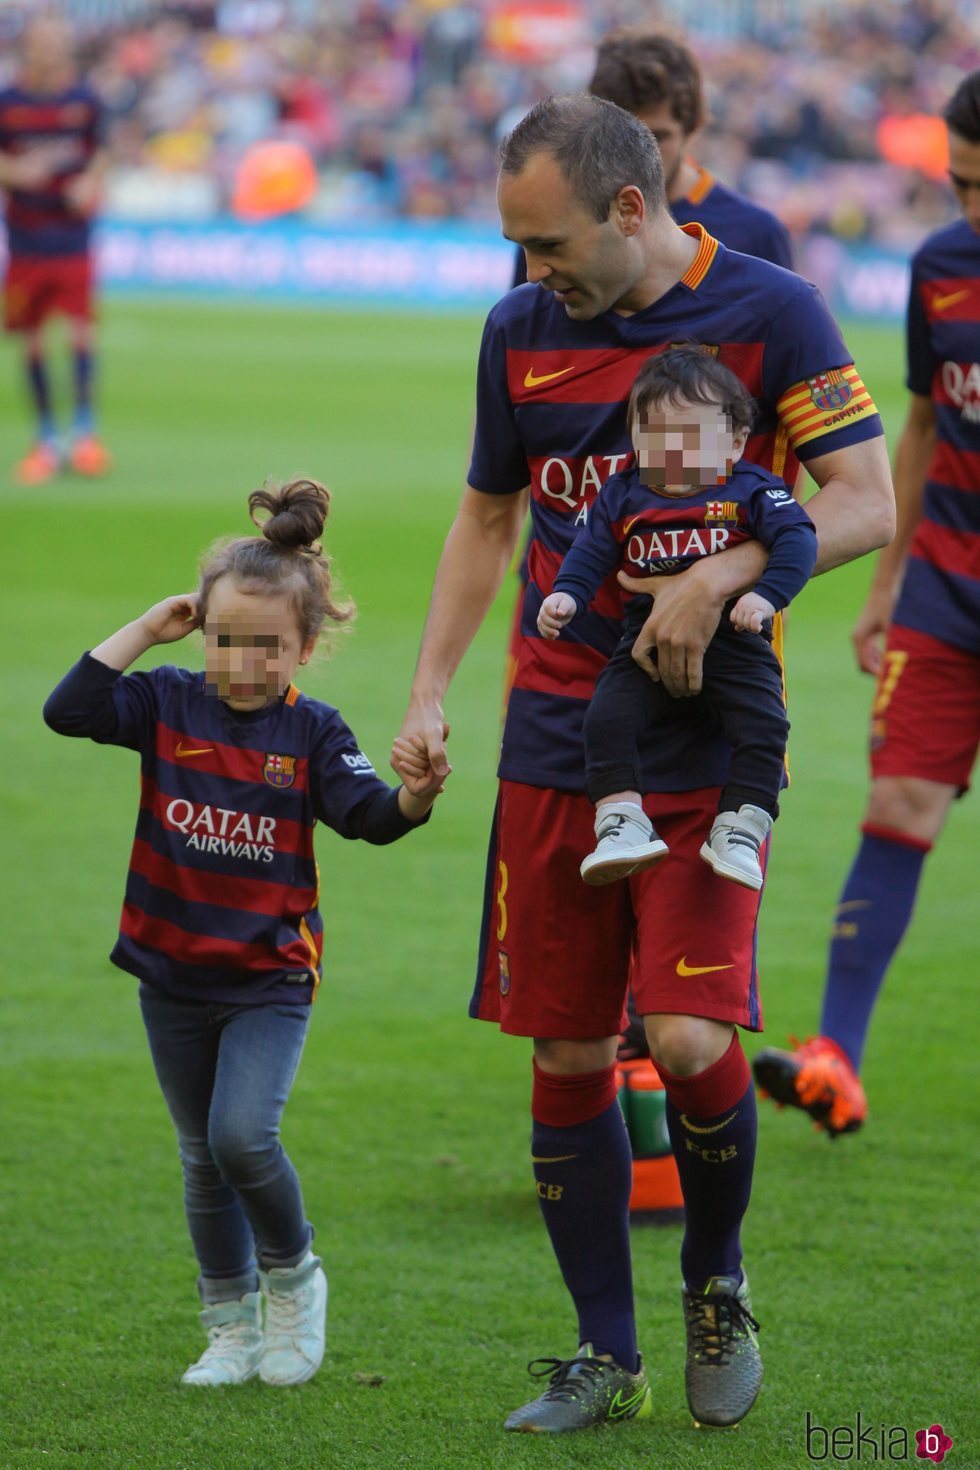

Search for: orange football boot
xmin=752 ymin=1035 xmax=868 ymax=1137
xmin=13 ymin=442 xmax=60 ymax=486
xmin=69 ymin=436 xmax=113 ymax=476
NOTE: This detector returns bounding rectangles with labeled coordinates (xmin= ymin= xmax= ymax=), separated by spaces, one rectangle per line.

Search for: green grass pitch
xmin=0 ymin=304 xmax=972 ymax=1469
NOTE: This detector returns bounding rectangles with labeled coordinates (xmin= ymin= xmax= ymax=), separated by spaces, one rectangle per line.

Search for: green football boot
xmin=683 ymin=1274 xmax=762 ymax=1428
xmin=504 ymin=1342 xmax=651 ymax=1433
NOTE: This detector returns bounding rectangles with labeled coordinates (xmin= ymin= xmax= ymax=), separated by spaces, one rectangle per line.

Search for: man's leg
xmin=68 ymin=311 xmax=112 ymax=474
xmin=645 ymin=1013 xmax=762 ymax=1429
xmin=14 ymin=323 xmax=61 ymax=484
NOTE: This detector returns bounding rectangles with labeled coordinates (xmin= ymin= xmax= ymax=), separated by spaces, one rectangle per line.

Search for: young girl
xmin=44 ymin=478 xmax=446 ymax=1388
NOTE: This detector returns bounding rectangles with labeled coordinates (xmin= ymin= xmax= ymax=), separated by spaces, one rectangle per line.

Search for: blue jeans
xmin=139 ymin=983 xmax=313 ymax=1304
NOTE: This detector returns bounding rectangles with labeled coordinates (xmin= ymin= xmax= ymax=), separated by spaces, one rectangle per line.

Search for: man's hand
xmin=392 ymin=699 xmax=451 ymax=783
xmin=851 ymin=585 xmax=896 ymax=676
xmin=617 ymin=565 xmax=726 ymax=696
xmin=537 ymin=591 xmax=577 ymax=639
xmin=391 ymin=732 xmax=451 ymax=800
xmin=730 ymin=591 xmax=776 ymax=634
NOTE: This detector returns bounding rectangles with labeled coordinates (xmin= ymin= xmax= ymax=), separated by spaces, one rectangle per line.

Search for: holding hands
xmin=537 ymin=592 xmax=578 ymax=639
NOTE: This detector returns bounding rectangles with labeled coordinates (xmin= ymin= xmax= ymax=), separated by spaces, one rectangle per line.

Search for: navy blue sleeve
xmin=467 ymin=309 xmax=531 ymax=495
xmin=552 ymin=479 xmax=627 ymax=615
xmin=309 ymin=709 xmax=427 ymax=842
xmin=745 ymin=484 xmax=818 ymax=610
xmin=43 ymin=652 xmax=163 ymax=751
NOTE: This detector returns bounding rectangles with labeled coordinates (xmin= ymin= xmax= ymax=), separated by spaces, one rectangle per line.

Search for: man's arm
xmin=795 ymin=431 xmax=896 ymax=575
xmin=850 ymin=393 xmax=935 ymax=674
xmin=397 ymin=484 xmax=529 ymax=775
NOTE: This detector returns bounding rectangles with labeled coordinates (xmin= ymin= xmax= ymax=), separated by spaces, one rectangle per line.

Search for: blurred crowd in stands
xmin=2 ymin=0 xmax=978 ymax=247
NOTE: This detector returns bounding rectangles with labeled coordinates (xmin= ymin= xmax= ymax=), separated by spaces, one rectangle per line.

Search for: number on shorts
xmin=872 ymin=649 xmax=909 ymax=717
xmin=496 ymin=860 xmax=509 ymax=942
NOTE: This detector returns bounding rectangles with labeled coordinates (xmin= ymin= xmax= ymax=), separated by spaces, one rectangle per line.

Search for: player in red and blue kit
xmin=510 ymin=30 xmax=793 ymax=292
xmin=44 ymin=479 xmax=446 ymax=1388
xmin=0 ymin=16 xmax=111 ymax=484
xmin=538 ymin=348 xmax=816 ymax=892
xmin=394 ymin=94 xmax=893 ymax=1434
xmin=753 ymin=71 xmax=980 ymax=1137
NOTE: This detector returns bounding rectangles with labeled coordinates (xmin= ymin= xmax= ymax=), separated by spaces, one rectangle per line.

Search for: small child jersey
xmin=897 ymin=217 xmax=980 ymax=656
xmin=44 ymin=655 xmax=423 ymax=1004
xmin=670 ymin=167 xmax=794 ymax=270
xmin=470 ymin=224 xmax=883 ymax=793
xmin=0 ymin=81 xmax=105 ymax=256
xmin=553 ymin=459 xmax=817 ymax=618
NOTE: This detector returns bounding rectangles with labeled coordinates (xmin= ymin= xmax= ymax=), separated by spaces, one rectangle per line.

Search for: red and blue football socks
xmin=658 ymin=1034 xmax=757 ymax=1293
xmin=26 ymin=350 xmax=55 ymax=444
xmin=530 ymin=1060 xmax=638 ymax=1372
xmin=819 ymin=828 xmax=930 ymax=1070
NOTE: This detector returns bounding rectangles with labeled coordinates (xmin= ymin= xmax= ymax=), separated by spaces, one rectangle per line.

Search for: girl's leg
xmin=138 ymin=984 xmax=258 ymax=1303
xmin=207 ymin=1001 xmax=313 ymax=1270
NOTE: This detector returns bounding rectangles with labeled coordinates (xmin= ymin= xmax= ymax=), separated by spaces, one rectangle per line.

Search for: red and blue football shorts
xmin=4 ymin=253 xmax=94 ymax=331
xmin=471 ymin=779 xmax=765 ymax=1039
xmin=869 ymin=624 xmax=979 ymax=790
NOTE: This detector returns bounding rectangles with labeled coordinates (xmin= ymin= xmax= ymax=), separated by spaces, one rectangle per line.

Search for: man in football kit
xmin=393 ymin=95 xmax=893 ymax=1434
xmin=0 ymin=16 xmax=111 ymax=484
xmin=511 ymin=29 xmax=793 ymax=289
xmin=753 ymin=71 xmax=980 ymax=1137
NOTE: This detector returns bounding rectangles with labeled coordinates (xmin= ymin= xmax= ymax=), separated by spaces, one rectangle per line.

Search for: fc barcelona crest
xmin=264 ymin=753 xmax=296 ymax=788
xmin=807 ymin=369 xmax=852 ymax=413
xmin=705 ymin=499 xmax=739 ymax=525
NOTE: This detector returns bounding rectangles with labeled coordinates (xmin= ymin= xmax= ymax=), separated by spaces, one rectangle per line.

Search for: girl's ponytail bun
xmin=249 ymin=478 xmax=329 ymax=551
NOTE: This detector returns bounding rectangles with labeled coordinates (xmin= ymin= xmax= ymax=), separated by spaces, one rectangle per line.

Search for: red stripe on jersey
xmin=509 ymin=346 xmax=654 ymax=406
xmin=528 ymin=540 xmax=625 ymax=616
xmin=513 ymin=636 xmax=609 ymax=701
xmin=130 ymin=837 xmax=317 ymax=918
xmin=0 ymin=101 xmax=95 ymax=130
xmin=121 ymin=903 xmax=321 ymax=972
xmin=920 ymin=278 xmax=980 ymax=324
xmin=928 ymin=439 xmax=980 ymax=492
xmin=139 ymin=775 xmax=313 ymax=857
xmin=909 ymin=520 xmax=980 ymax=580
xmin=155 ymin=722 xmax=308 ymax=790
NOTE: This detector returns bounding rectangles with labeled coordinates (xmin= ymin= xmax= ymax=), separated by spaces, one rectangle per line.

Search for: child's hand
xmin=392 ymin=733 xmax=451 ymax=801
xmin=537 ymin=592 xmax=577 ymax=639
xmin=730 ymin=592 xmax=776 ymax=633
xmin=138 ymin=594 xmax=202 ymax=645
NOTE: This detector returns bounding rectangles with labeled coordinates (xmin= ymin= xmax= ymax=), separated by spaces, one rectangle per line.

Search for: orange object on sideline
xmin=232 ymin=142 xmax=318 ymax=221
xmin=876 ymin=114 xmax=948 ymax=181
xmin=617 ymin=1059 xmax=685 ymax=1222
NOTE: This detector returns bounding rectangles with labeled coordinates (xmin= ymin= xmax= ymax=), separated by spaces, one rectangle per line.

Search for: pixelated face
xmin=633 ymin=102 xmax=690 ymax=194
xmin=948 ymin=131 xmax=980 ymax=235
xmin=203 ymin=577 xmax=314 ymax=711
xmin=632 ymin=396 xmax=743 ymax=493
xmin=498 ymin=151 xmax=645 ymax=320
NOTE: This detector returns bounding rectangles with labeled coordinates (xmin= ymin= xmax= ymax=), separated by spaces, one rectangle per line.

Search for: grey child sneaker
xmin=580 ymin=803 xmax=668 ymax=885
xmin=699 ymin=805 xmax=773 ymax=890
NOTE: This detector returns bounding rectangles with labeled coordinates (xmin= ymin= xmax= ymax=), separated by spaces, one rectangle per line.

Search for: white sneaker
xmin=699 ymin=805 xmax=773 ymax=890
xmin=580 ymin=802 xmax=668 ymax=886
xmin=181 ymin=1291 xmax=263 ymax=1386
xmin=259 ymin=1251 xmax=328 ymax=1386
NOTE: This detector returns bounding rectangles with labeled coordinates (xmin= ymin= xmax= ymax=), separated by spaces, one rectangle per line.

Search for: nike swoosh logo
xmin=530 ymin=1154 xmax=579 ymax=1164
xmin=523 ymin=365 xmax=575 ymax=388
xmin=608 ymin=1385 xmax=648 ymax=1419
xmin=175 ymin=742 xmax=214 ymax=758
xmin=680 ymin=1111 xmax=737 ymax=1135
xmin=676 ymin=957 xmax=735 ymax=977
xmin=932 ymin=288 xmax=970 ymax=311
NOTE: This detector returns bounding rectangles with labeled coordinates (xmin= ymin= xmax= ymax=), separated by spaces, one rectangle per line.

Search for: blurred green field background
xmin=0 ymin=305 xmax=972 ymax=1470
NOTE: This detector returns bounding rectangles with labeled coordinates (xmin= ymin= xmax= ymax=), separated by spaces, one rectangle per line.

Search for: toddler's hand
xmin=730 ymin=592 xmax=776 ymax=634
xmin=138 ymin=594 xmax=201 ymax=645
xmin=392 ymin=733 xmax=451 ymax=800
xmin=537 ymin=592 xmax=577 ymax=639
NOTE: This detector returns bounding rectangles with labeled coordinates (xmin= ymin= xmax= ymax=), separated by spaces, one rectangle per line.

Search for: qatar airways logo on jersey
xmin=537 ymin=453 xmax=632 ymax=516
xmin=164 ymin=799 xmax=276 ymax=863
xmin=942 ymin=360 xmax=980 ymax=423
xmin=626 ymin=525 xmax=732 ymax=571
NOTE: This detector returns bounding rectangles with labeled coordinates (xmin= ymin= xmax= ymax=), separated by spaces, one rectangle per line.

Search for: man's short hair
xmin=628 ymin=345 xmax=757 ymax=435
xmin=944 ymin=70 xmax=980 ymax=145
xmin=499 ymin=93 xmax=665 ymax=222
xmin=589 ymin=30 xmax=704 ymax=135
